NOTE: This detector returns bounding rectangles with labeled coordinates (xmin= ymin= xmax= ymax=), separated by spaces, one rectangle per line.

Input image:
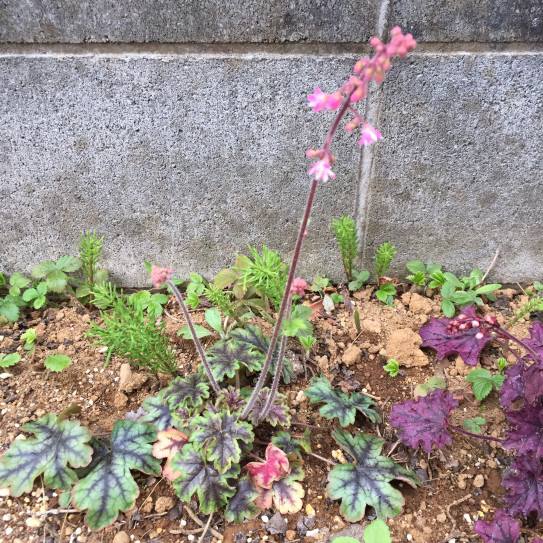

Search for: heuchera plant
xmin=0 ymin=28 xmax=418 ymax=531
xmin=390 ymin=306 xmax=543 ymax=541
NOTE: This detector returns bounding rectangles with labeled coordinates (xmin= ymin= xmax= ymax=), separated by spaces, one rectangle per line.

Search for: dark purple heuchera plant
xmin=390 ymin=306 xmax=543 ymax=542
xmin=0 ymin=29 xmax=420 ymax=531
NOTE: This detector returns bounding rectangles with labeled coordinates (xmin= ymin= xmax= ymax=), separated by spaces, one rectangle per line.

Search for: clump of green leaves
xmin=7 ymin=273 xmax=30 ymax=296
xmin=509 ymin=283 xmax=543 ymax=326
xmin=76 ymin=231 xmax=108 ymax=300
xmin=376 ymin=282 xmax=396 ymax=306
xmin=384 ymin=359 xmax=399 ymax=377
xmin=331 ymin=216 xmax=358 ymax=282
xmin=21 ymin=328 xmax=37 ymax=353
xmin=0 ymin=294 xmax=26 ymax=322
xmin=406 ymin=261 xmax=442 ymax=290
xmin=414 ymin=376 xmax=446 ymax=398
xmin=22 ymin=282 xmax=48 ymax=309
xmin=466 ymin=368 xmax=505 ymax=401
xmin=497 ymin=357 xmax=507 ymax=372
xmin=463 ymin=417 xmax=486 ymax=434
xmin=32 ymin=255 xmax=81 ymax=293
xmin=374 ymin=242 xmax=396 ymax=278
xmin=299 ymin=335 xmax=316 ymax=361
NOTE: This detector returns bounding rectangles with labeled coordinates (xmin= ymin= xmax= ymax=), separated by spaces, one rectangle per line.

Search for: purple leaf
xmin=247 ymin=388 xmax=291 ymax=427
xmin=390 ymin=390 xmax=458 ymax=453
xmin=500 ymin=362 xmax=525 ymax=409
xmin=502 ymin=454 xmax=543 ymax=519
xmin=224 ymin=476 xmax=261 ymax=523
xmin=524 ymin=322 xmax=543 ymax=363
xmin=473 ymin=510 xmax=520 ymax=543
xmin=523 ymin=364 xmax=543 ymax=405
xmin=504 ymin=403 xmax=543 ymax=458
xmin=419 ymin=306 xmax=492 ymax=366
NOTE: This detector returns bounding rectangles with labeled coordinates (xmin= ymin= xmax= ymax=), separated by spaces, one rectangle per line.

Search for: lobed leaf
xmin=171 ymin=444 xmax=236 ymax=514
xmin=72 ymin=420 xmax=161 ymax=531
xmin=190 ymin=410 xmax=254 ymax=473
xmin=206 ymin=339 xmax=262 ymax=382
xmin=163 ymin=373 xmax=210 ymax=410
xmin=503 ymin=403 xmax=543 ymax=458
xmin=140 ymin=389 xmax=177 ymax=431
xmin=390 ymin=390 xmax=458 ymax=453
xmin=500 ymin=361 xmax=525 ymax=409
xmin=306 ymin=376 xmax=380 ymax=427
xmin=327 ymin=430 xmax=419 ymax=522
xmin=524 ymin=321 xmax=543 ymax=362
xmin=245 ymin=443 xmax=290 ymax=490
xmin=152 ymin=428 xmax=189 ymax=482
xmin=44 ymin=354 xmax=72 ymax=373
xmin=0 ymin=413 xmax=92 ymax=496
xmin=0 ymin=353 xmax=21 ymax=368
xmin=247 ymin=388 xmax=291 ymax=427
xmin=502 ymin=454 xmax=543 ymax=519
xmin=419 ymin=306 xmax=492 ymax=366
xmin=224 ymin=476 xmax=261 ymax=523
xmin=473 ymin=510 xmax=520 ymax=543
xmin=272 ymin=430 xmax=311 ymax=456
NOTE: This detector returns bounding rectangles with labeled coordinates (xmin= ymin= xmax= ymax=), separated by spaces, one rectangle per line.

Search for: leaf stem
xmin=307 ymin=451 xmax=336 ymax=466
xmin=495 ymin=325 xmax=541 ymax=365
xmin=446 ymin=422 xmax=502 ymax=443
xmin=166 ymin=279 xmax=220 ymax=393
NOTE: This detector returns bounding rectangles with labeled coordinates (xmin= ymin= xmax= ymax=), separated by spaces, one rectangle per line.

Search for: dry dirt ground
xmin=0 ymin=285 xmax=542 ymax=543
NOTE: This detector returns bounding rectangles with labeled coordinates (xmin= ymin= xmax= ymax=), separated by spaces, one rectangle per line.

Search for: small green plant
xmin=299 ymin=335 xmax=316 ymax=361
xmin=405 ymin=261 xmax=442 ymax=289
xmin=0 ymin=271 xmax=5 ymax=286
xmin=32 ymin=255 xmax=81 ymax=293
xmin=384 ymin=359 xmax=399 ymax=377
xmin=76 ymin=231 xmax=108 ymax=299
xmin=310 ymin=275 xmax=331 ymax=294
xmin=0 ymin=353 xmax=21 ymax=368
xmin=44 ymin=354 xmax=72 ymax=374
xmin=0 ymin=294 xmax=26 ymax=322
xmin=20 ymin=328 xmax=37 ymax=353
xmin=348 ymin=269 xmax=370 ymax=292
xmin=8 ymin=272 xmax=31 ymax=297
xmin=331 ymin=216 xmax=358 ymax=282
xmin=178 ymin=307 xmax=243 ymax=341
xmin=376 ymin=282 xmax=396 ymax=306
xmin=509 ymin=283 xmax=543 ymax=326
xmin=463 ymin=416 xmax=486 ymax=434
xmin=466 ymin=368 xmax=505 ymax=401
xmin=414 ymin=376 xmax=446 ymax=398
xmin=497 ymin=357 xmax=507 ymax=372
xmin=128 ymin=290 xmax=169 ymax=320
xmin=353 ymin=309 xmax=361 ymax=333
xmin=22 ymin=282 xmax=48 ymax=309
xmin=374 ymin=242 xmax=396 ymax=278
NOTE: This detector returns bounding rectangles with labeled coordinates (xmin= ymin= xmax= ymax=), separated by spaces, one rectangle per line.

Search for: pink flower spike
xmin=151 ymin=265 xmax=173 ymax=288
xmin=291 ymin=278 xmax=308 ymax=297
xmin=308 ymin=159 xmax=336 ymax=182
xmin=308 ymin=87 xmax=328 ymax=113
xmin=326 ymin=91 xmax=342 ymax=111
xmin=359 ymin=122 xmax=383 ymax=146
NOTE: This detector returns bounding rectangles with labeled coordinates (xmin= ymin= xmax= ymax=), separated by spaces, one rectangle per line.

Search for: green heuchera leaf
xmin=0 ymin=413 xmax=92 ymax=496
xmin=164 ymin=373 xmax=210 ymax=410
xmin=140 ymin=389 xmax=177 ymax=431
xmin=327 ymin=430 xmax=419 ymax=522
xmin=230 ymin=324 xmax=293 ymax=384
xmin=72 ymin=420 xmax=161 ymax=531
xmin=306 ymin=377 xmax=380 ymax=427
xmin=190 ymin=411 xmax=253 ymax=473
xmin=254 ymin=454 xmax=305 ymax=515
xmin=272 ymin=430 xmax=312 ymax=456
xmin=171 ymin=444 xmax=236 ymax=514
xmin=224 ymin=475 xmax=261 ymax=523
xmin=0 ymin=353 xmax=21 ymax=368
xmin=206 ymin=339 xmax=262 ymax=382
xmin=384 ymin=359 xmax=399 ymax=377
xmin=44 ymin=354 xmax=71 ymax=373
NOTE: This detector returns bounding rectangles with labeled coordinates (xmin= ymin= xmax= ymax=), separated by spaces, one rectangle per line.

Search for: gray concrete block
xmin=390 ymin=0 xmax=543 ymax=42
xmin=0 ymin=54 xmax=365 ymax=286
xmin=363 ymin=53 xmax=543 ymax=283
xmin=0 ymin=1 xmax=381 ymax=43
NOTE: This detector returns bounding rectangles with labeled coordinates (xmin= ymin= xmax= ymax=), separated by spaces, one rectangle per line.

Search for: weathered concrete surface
xmin=363 ymin=53 xmax=543 ymax=282
xmin=0 ymin=1 xmax=380 ymax=43
xmin=391 ymin=0 xmax=543 ymax=42
xmin=0 ymin=55 xmax=361 ymax=285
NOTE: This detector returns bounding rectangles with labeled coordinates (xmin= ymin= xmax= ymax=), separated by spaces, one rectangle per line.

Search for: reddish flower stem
xmin=446 ymin=423 xmax=502 ymax=443
xmin=494 ymin=325 xmax=541 ymax=365
xmin=166 ymin=279 xmax=220 ymax=393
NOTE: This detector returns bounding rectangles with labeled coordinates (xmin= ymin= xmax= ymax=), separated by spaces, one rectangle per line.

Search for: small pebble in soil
xmin=262 ymin=515 xmax=269 ymax=523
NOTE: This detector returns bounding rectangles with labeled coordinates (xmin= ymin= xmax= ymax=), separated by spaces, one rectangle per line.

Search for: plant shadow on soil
xmin=0 ymin=285 xmax=542 ymax=542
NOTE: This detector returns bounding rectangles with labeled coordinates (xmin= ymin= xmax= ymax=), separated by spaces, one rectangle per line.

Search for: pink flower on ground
xmin=359 ymin=122 xmax=383 ymax=146
xmin=291 ymin=278 xmax=308 ymax=297
xmin=151 ymin=265 xmax=173 ymax=288
xmin=307 ymin=87 xmax=328 ymax=113
xmin=308 ymin=159 xmax=336 ymax=182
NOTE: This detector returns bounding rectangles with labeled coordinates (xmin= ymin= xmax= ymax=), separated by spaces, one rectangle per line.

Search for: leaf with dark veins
xmin=245 ymin=443 xmax=290 ymax=490
xmin=503 ymin=454 xmax=543 ymax=519
xmin=72 ymin=420 xmax=161 ymax=531
xmin=247 ymin=388 xmax=291 ymax=427
xmin=163 ymin=373 xmax=210 ymax=411
xmin=272 ymin=430 xmax=311 ymax=456
xmin=190 ymin=411 xmax=253 ymax=473
xmin=390 ymin=390 xmax=458 ymax=453
xmin=140 ymin=389 xmax=176 ymax=431
xmin=152 ymin=428 xmax=189 ymax=482
xmin=215 ymin=387 xmax=246 ymax=413
xmin=500 ymin=361 xmax=525 ymax=409
xmin=306 ymin=377 xmax=380 ymax=427
xmin=171 ymin=444 xmax=236 ymax=514
xmin=206 ymin=339 xmax=262 ymax=382
xmin=327 ymin=429 xmax=419 ymax=522
xmin=474 ymin=510 xmax=520 ymax=543
xmin=224 ymin=476 xmax=261 ymax=523
xmin=419 ymin=306 xmax=492 ymax=366
xmin=0 ymin=413 xmax=92 ymax=496
xmin=524 ymin=322 xmax=543 ymax=363
xmin=504 ymin=403 xmax=543 ymax=458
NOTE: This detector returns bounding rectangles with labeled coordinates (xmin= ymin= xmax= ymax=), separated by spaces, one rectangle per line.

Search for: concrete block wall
xmin=1 ymin=1 xmax=542 ymax=285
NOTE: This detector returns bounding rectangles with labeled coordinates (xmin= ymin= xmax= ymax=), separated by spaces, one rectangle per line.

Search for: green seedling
xmin=353 ymin=309 xmax=361 ymax=334
xmin=331 ymin=216 xmax=358 ymax=282
xmin=405 ymin=261 xmax=442 ymax=289
xmin=44 ymin=355 xmax=72 ymax=379
xmin=22 ymin=282 xmax=48 ymax=309
xmin=463 ymin=417 xmax=486 ymax=434
xmin=299 ymin=335 xmax=316 ymax=361
xmin=0 ymin=353 xmax=21 ymax=368
xmin=384 ymin=359 xmax=399 ymax=377
xmin=414 ymin=376 xmax=446 ymax=398
xmin=32 ymin=255 xmax=81 ymax=293
xmin=310 ymin=276 xmax=331 ymax=294
xmin=21 ymin=328 xmax=37 ymax=353
xmin=0 ymin=272 xmax=5 ymax=286
xmin=466 ymin=368 xmax=505 ymax=401
xmin=497 ymin=357 xmax=507 ymax=372
xmin=76 ymin=231 xmax=108 ymax=300
xmin=0 ymin=295 xmax=26 ymax=322
xmin=376 ymin=282 xmax=396 ymax=306
xmin=178 ymin=307 xmax=245 ymax=341
xmin=8 ymin=273 xmax=31 ymax=297
xmin=374 ymin=242 xmax=396 ymax=278
xmin=348 ymin=269 xmax=370 ymax=292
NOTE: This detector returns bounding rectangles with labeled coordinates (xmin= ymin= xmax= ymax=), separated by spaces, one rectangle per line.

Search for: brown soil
xmin=1 ymin=286 xmax=542 ymax=543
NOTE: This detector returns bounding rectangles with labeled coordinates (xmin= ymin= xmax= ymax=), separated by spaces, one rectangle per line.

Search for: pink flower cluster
xmin=291 ymin=277 xmax=308 ymax=297
xmin=306 ymin=26 xmax=416 ymax=183
xmin=446 ymin=313 xmax=498 ymax=339
xmin=151 ymin=265 xmax=173 ymax=288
